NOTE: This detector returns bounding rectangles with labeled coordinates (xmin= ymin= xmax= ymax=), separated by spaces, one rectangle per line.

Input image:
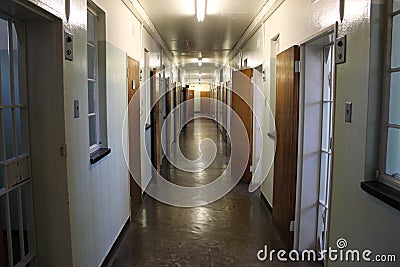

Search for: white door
xmin=296 ymin=29 xmax=335 ymax=257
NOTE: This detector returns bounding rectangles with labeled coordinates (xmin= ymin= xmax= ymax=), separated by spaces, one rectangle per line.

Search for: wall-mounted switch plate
xmin=345 ymin=102 xmax=352 ymax=123
xmin=65 ymin=31 xmax=73 ymax=61
xmin=336 ymin=36 xmax=347 ymax=64
xmin=74 ymin=99 xmax=80 ymax=118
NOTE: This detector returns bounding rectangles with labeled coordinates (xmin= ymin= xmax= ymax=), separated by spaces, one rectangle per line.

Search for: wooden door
xmin=231 ymin=68 xmax=253 ymax=183
xmin=127 ymin=56 xmax=142 ymax=221
xmin=221 ymin=83 xmax=228 ymax=141
xmin=174 ymin=83 xmax=179 ymax=142
xmin=151 ymin=68 xmax=162 ymax=170
xmin=200 ymin=91 xmax=209 ymax=114
xmin=272 ymin=46 xmax=300 ymax=249
xmin=165 ymin=78 xmax=172 ymax=156
xmin=187 ymin=89 xmax=195 ymax=120
xmin=174 ymin=83 xmax=181 ymax=141
xmin=182 ymin=86 xmax=187 ymax=128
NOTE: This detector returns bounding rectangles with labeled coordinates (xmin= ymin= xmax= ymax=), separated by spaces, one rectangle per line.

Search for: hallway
xmin=1 ymin=0 xmax=400 ymax=266
xmin=107 ymin=119 xmax=318 ymax=266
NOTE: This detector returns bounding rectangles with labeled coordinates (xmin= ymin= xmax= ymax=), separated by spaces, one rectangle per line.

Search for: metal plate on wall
xmin=336 ymin=36 xmax=347 ymax=64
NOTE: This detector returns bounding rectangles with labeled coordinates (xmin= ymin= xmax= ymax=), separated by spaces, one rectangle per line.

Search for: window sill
xmin=361 ymin=181 xmax=400 ymax=211
xmin=90 ymin=147 xmax=111 ymax=164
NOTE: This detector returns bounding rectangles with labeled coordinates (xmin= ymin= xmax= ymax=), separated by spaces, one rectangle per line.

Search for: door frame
xmin=127 ymin=55 xmax=142 ymax=221
xmin=294 ymin=25 xmax=337 ymax=253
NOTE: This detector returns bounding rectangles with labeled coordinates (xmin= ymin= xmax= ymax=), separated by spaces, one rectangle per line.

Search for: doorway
xmin=296 ymin=29 xmax=336 ymax=258
xmin=127 ymin=56 xmax=142 ymax=220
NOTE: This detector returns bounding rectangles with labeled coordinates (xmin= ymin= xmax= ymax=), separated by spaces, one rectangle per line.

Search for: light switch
xmin=74 ymin=99 xmax=80 ymax=118
xmin=345 ymin=102 xmax=352 ymax=123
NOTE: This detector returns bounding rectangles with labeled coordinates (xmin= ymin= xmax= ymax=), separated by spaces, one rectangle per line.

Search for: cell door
xmin=316 ymin=41 xmax=335 ymax=256
xmin=127 ymin=56 xmax=142 ymax=221
xmin=231 ymin=68 xmax=253 ymax=183
xmin=0 ymin=17 xmax=37 ymax=266
xmin=296 ymin=30 xmax=336 ymax=256
xmin=272 ymin=46 xmax=300 ymax=249
xmin=187 ymin=89 xmax=194 ymax=120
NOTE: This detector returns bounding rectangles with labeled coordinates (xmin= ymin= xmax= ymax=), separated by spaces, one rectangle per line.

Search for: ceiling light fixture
xmin=196 ymin=0 xmax=206 ymax=22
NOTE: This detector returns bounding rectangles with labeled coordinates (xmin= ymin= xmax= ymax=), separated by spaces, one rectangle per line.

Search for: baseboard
xmin=99 ymin=217 xmax=130 ymax=267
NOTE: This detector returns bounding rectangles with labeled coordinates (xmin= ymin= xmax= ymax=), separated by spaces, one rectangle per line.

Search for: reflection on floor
xmin=107 ymin=119 xmax=320 ymax=266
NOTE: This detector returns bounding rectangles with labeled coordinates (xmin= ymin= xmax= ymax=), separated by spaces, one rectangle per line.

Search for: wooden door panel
xmin=127 ymin=56 xmax=142 ymax=221
xmin=231 ymin=68 xmax=253 ymax=183
xmin=188 ymin=89 xmax=195 ymax=119
xmin=272 ymin=46 xmax=300 ymax=249
xmin=151 ymin=68 xmax=162 ymax=170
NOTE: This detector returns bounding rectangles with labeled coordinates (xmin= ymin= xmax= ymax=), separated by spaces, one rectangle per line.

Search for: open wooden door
xmin=187 ymin=89 xmax=194 ymax=120
xmin=151 ymin=69 xmax=162 ymax=170
xmin=231 ymin=68 xmax=253 ymax=183
xmin=272 ymin=46 xmax=300 ymax=249
xmin=127 ymin=56 xmax=142 ymax=221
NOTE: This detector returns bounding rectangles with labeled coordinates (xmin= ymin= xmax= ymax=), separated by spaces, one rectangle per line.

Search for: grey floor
xmin=107 ymin=119 xmax=321 ymax=266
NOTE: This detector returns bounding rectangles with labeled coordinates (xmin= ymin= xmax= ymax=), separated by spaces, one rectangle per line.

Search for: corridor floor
xmin=107 ymin=119 xmax=320 ymax=267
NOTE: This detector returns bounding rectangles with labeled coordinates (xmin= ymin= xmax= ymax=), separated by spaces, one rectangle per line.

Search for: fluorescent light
xmin=196 ymin=0 xmax=206 ymax=22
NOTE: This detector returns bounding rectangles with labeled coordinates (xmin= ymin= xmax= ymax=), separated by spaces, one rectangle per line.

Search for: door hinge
xmin=294 ymin=61 xmax=301 ymax=73
xmin=290 ymin=220 xmax=296 ymax=232
xmin=59 ymin=144 xmax=67 ymax=158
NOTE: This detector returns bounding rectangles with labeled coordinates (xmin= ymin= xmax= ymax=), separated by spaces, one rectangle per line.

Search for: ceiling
xmin=138 ymin=0 xmax=268 ymax=82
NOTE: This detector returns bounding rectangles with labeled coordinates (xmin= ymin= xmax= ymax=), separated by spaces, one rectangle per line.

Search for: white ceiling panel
xmin=138 ymin=0 xmax=268 ymax=75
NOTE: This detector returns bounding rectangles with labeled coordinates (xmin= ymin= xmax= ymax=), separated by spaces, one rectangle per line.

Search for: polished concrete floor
xmin=107 ymin=119 xmax=320 ymax=266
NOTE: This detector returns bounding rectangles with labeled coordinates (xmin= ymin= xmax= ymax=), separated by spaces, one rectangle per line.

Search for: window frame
xmin=379 ymin=0 xmax=400 ymax=191
xmin=87 ymin=6 xmax=101 ymax=153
